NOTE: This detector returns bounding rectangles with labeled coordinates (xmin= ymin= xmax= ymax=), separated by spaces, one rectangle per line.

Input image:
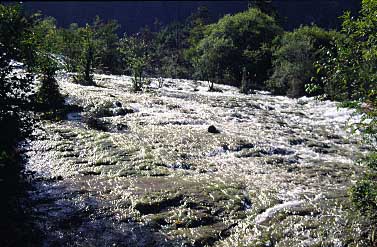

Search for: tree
xmin=267 ymin=25 xmax=335 ymax=97
xmin=316 ymin=0 xmax=377 ymax=244
xmin=28 ymin=16 xmax=64 ymax=112
xmin=155 ymin=21 xmax=191 ymax=79
xmin=0 ymin=3 xmax=35 ymax=147
xmin=189 ymin=8 xmax=282 ymax=88
xmin=240 ymin=67 xmax=252 ymax=94
xmin=92 ymin=16 xmax=122 ymax=74
xmin=58 ymin=23 xmax=84 ymax=72
xmin=316 ymin=0 xmax=377 ymax=101
xmin=119 ymin=33 xmax=151 ymax=91
xmin=73 ymin=24 xmax=96 ymax=85
xmin=0 ymin=4 xmax=35 ymax=237
xmin=248 ymin=0 xmax=276 ymax=16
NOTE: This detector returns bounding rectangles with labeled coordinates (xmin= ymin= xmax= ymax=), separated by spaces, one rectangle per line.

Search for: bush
xmin=267 ymin=25 xmax=335 ymax=97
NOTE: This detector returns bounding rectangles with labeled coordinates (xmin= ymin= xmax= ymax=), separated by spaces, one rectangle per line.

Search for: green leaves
xmin=318 ymin=0 xmax=377 ymax=101
xmin=119 ymin=34 xmax=151 ymax=91
xmin=189 ymin=7 xmax=282 ymax=86
xmin=268 ymin=25 xmax=335 ymax=97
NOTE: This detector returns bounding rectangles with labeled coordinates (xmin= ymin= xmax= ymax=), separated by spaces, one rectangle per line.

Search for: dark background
xmin=16 ymin=1 xmax=361 ymax=34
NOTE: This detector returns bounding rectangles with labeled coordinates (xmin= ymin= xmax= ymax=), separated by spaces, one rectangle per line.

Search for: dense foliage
xmin=188 ymin=8 xmax=282 ymax=88
xmin=28 ymin=16 xmax=65 ymax=111
xmin=267 ymin=26 xmax=335 ymax=97
xmin=0 ymin=4 xmax=42 ymax=245
xmin=0 ymin=3 xmax=34 ymax=179
xmin=314 ymin=0 xmax=376 ymax=244
xmin=315 ymin=0 xmax=377 ymax=101
xmin=119 ymin=33 xmax=151 ymax=91
xmin=347 ymin=1 xmax=377 ymax=243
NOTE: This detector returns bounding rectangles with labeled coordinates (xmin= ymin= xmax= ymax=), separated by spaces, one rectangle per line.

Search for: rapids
xmin=22 ymin=74 xmax=367 ymax=246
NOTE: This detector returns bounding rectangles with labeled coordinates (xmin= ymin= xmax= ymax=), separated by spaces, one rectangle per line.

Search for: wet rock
xmin=170 ymin=163 xmax=191 ymax=170
xmin=174 ymin=222 xmax=230 ymax=247
xmin=221 ymin=144 xmax=229 ymax=151
xmin=66 ymin=112 xmax=82 ymax=122
xmin=208 ymin=147 xmax=227 ymax=157
xmin=266 ymin=156 xmax=299 ymax=165
xmin=271 ymin=147 xmax=294 ymax=156
xmin=313 ymin=147 xmax=336 ymax=154
xmin=208 ymin=125 xmax=220 ymax=134
xmin=111 ymin=107 xmax=134 ymax=116
xmin=84 ymin=116 xmax=109 ymax=131
xmin=90 ymin=160 xmax=116 ymax=167
xmin=235 ymin=149 xmax=268 ymax=158
xmin=173 ymin=209 xmax=215 ymax=228
xmin=208 ymin=87 xmax=223 ymax=93
xmin=134 ymin=194 xmax=184 ymax=215
xmin=51 ymin=175 xmax=64 ymax=181
xmin=288 ymin=138 xmax=306 ymax=145
xmin=149 ymin=213 xmax=169 ymax=228
xmin=326 ymin=134 xmax=342 ymax=139
xmin=80 ymin=170 xmax=101 ymax=176
xmin=116 ymin=123 xmax=128 ymax=131
xmin=245 ymin=102 xmax=262 ymax=109
xmin=265 ymin=157 xmax=285 ymax=165
xmin=307 ymin=141 xmax=331 ymax=149
xmin=114 ymin=101 xmax=122 ymax=107
xmin=230 ymin=112 xmax=243 ymax=118
xmin=307 ymin=141 xmax=334 ymax=154
xmin=233 ymin=141 xmax=255 ymax=151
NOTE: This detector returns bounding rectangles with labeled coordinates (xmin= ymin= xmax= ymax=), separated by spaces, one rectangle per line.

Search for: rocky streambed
xmin=22 ymin=74 xmax=368 ymax=246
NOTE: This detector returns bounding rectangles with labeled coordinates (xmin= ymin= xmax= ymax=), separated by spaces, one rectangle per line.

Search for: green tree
xmin=267 ymin=25 xmax=335 ymax=97
xmin=0 ymin=5 xmax=36 ymax=244
xmin=0 ymin=3 xmax=35 ymax=146
xmin=154 ymin=21 xmax=192 ymax=78
xmin=92 ymin=16 xmax=122 ymax=74
xmin=28 ymin=16 xmax=64 ymax=112
xmin=317 ymin=0 xmax=377 ymax=101
xmin=74 ymin=24 xmax=96 ymax=85
xmin=119 ymin=33 xmax=151 ymax=91
xmin=316 ymin=0 xmax=377 ymax=244
xmin=189 ymin=8 xmax=282 ymax=88
xmin=58 ymin=23 xmax=83 ymax=72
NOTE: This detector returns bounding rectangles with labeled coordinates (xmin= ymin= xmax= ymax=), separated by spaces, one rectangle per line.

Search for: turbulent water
xmin=22 ymin=74 xmax=367 ymax=246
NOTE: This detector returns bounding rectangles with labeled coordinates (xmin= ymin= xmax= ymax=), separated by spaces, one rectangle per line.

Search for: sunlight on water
xmin=22 ymin=73 xmax=366 ymax=246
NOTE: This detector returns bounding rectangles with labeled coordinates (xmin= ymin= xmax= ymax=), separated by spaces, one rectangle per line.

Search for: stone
xmin=114 ymin=101 xmax=122 ymax=107
xmin=208 ymin=125 xmax=220 ymax=134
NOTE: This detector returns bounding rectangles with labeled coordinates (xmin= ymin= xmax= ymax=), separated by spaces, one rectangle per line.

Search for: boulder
xmin=208 ymin=125 xmax=220 ymax=134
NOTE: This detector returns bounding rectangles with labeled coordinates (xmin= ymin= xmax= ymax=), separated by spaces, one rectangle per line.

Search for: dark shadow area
xmin=24 ymin=178 xmax=185 ymax=247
